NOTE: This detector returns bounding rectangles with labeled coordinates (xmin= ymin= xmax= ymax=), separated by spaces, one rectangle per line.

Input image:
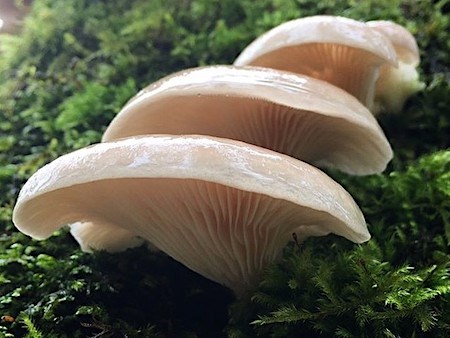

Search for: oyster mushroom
xmin=13 ymin=135 xmax=369 ymax=295
xmin=367 ymin=20 xmax=425 ymax=113
xmin=103 ymin=66 xmax=393 ymax=175
xmin=233 ymin=15 xmax=397 ymax=110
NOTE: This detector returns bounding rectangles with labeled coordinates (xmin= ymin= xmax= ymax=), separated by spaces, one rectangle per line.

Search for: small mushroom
xmin=366 ymin=20 xmax=425 ymax=113
xmin=13 ymin=135 xmax=369 ymax=295
xmin=103 ymin=66 xmax=393 ymax=175
xmin=233 ymin=15 xmax=397 ymax=110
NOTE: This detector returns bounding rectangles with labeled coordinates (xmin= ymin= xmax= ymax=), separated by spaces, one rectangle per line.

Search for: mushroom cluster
xmin=12 ymin=16 xmax=423 ymax=295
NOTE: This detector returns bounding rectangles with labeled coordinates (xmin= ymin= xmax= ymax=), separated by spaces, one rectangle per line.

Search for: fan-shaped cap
xmin=366 ymin=20 xmax=419 ymax=66
xmin=103 ymin=66 xmax=393 ymax=175
xmin=13 ymin=135 xmax=369 ymax=295
xmin=367 ymin=20 xmax=424 ymax=113
xmin=233 ymin=16 xmax=397 ymax=109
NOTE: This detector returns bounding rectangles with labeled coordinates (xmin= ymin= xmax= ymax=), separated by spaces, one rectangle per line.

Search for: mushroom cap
xmin=69 ymin=221 xmax=146 ymax=252
xmin=13 ymin=135 xmax=369 ymax=294
xmin=103 ymin=66 xmax=393 ymax=175
xmin=233 ymin=15 xmax=397 ymax=108
xmin=366 ymin=20 xmax=424 ymax=113
xmin=366 ymin=20 xmax=420 ymax=66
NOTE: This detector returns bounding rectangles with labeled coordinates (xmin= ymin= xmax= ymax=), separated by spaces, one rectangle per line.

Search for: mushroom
xmin=13 ymin=135 xmax=369 ymax=295
xmin=233 ymin=15 xmax=398 ymax=110
xmin=102 ymin=66 xmax=393 ymax=175
xmin=366 ymin=20 xmax=425 ymax=113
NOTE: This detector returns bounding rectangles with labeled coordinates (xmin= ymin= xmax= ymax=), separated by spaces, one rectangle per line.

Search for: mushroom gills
xmin=244 ymin=43 xmax=385 ymax=107
xmin=18 ymin=177 xmax=361 ymax=294
xmin=12 ymin=135 xmax=369 ymax=295
xmin=102 ymin=66 xmax=393 ymax=175
xmin=233 ymin=16 xmax=398 ymax=111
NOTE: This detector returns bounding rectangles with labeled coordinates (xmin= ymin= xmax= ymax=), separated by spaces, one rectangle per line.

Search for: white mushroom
xmin=103 ymin=66 xmax=393 ymax=175
xmin=367 ymin=20 xmax=425 ymax=113
xmin=13 ymin=135 xmax=369 ymax=295
xmin=233 ymin=16 xmax=398 ymax=110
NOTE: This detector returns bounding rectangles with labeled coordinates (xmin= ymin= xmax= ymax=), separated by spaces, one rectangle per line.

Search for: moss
xmin=0 ymin=0 xmax=449 ymax=336
xmin=231 ymin=151 xmax=450 ymax=337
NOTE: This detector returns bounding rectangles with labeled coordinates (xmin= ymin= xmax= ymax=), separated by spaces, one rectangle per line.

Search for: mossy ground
xmin=0 ymin=0 xmax=449 ymax=337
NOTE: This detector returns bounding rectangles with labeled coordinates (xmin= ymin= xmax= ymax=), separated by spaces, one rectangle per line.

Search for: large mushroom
xmin=102 ymin=66 xmax=393 ymax=175
xmin=233 ymin=16 xmax=398 ymax=110
xmin=13 ymin=135 xmax=369 ymax=295
xmin=366 ymin=20 xmax=425 ymax=113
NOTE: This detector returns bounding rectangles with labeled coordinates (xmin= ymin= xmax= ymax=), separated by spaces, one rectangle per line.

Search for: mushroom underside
xmin=237 ymin=43 xmax=387 ymax=107
xmin=15 ymin=177 xmax=356 ymax=294
xmin=104 ymin=96 xmax=391 ymax=175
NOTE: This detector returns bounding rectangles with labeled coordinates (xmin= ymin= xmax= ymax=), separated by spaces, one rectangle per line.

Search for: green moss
xmin=0 ymin=0 xmax=449 ymax=336
xmin=230 ymin=151 xmax=450 ymax=337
